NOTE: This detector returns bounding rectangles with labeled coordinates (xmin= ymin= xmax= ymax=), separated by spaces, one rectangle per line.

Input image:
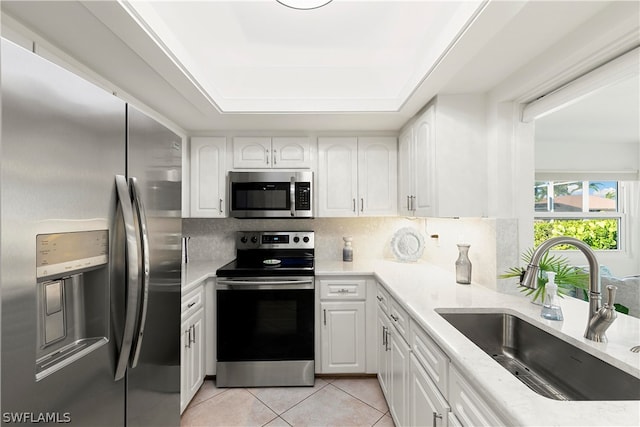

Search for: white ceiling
xmin=0 ymin=0 xmax=634 ymax=132
xmin=126 ymin=0 xmax=483 ymax=113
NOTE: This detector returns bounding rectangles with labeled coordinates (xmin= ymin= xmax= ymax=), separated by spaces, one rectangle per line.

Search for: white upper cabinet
xmin=190 ymin=137 xmax=227 ymax=218
xmin=318 ymin=136 xmax=397 ymax=217
xmin=233 ymin=136 xmax=311 ymax=169
xmin=399 ymin=95 xmax=486 ymax=218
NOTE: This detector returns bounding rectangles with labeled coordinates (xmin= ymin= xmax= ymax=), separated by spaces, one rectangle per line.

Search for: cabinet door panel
xmin=190 ymin=137 xmax=226 ymax=217
xmin=233 ymin=137 xmax=270 ymax=168
xmin=180 ymin=321 xmax=189 ymax=413
xmin=358 ymin=137 xmax=397 ymax=216
xmin=390 ymin=329 xmax=409 ymax=427
xmin=318 ymin=137 xmax=358 ymax=217
xmin=410 ymin=354 xmax=450 ymax=427
xmin=413 ymin=107 xmax=436 ymax=217
xmin=398 ymin=127 xmax=413 ymax=216
xmin=377 ymin=306 xmax=390 ymax=397
xmin=272 ymin=137 xmax=311 ymax=168
xmin=321 ymin=301 xmax=365 ymax=373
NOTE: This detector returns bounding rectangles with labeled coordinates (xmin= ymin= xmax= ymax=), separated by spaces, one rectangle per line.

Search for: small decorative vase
xmin=343 ymin=236 xmax=353 ymax=262
xmin=455 ymin=244 xmax=472 ymax=285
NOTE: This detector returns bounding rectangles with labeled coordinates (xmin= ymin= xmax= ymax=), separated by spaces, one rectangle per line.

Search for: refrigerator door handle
xmin=114 ymin=175 xmax=140 ymax=381
xmin=129 ymin=177 xmax=150 ymax=369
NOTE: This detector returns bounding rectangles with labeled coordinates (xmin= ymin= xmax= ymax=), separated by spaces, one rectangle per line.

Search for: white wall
xmin=482 ymin=0 xmax=640 ymax=278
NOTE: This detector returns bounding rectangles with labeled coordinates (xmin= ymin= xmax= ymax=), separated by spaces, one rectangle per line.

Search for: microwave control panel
xmin=295 ymin=182 xmax=311 ymax=211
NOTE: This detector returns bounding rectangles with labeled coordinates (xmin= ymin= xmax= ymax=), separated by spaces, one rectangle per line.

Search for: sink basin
xmin=438 ymin=311 xmax=640 ymax=401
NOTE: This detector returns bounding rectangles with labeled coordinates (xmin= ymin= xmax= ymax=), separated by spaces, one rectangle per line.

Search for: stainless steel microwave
xmin=228 ymin=171 xmax=313 ymax=218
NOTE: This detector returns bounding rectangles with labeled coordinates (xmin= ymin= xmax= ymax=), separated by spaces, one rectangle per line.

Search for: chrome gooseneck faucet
xmin=520 ymin=236 xmax=617 ymax=342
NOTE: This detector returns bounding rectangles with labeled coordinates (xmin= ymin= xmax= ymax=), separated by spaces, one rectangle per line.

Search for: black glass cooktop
xmin=216 ymin=249 xmax=314 ymax=277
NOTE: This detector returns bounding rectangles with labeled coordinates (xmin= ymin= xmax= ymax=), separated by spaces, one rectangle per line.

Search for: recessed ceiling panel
xmin=125 ymin=0 xmax=484 ymax=112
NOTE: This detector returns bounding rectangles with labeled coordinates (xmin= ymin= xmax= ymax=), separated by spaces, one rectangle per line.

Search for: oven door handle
xmin=290 ymin=176 xmax=296 ymax=217
xmin=216 ymin=279 xmax=314 ymax=290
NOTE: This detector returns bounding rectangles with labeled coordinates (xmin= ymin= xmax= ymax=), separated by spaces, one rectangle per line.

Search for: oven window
xmin=217 ymin=288 xmax=314 ymax=361
xmin=231 ymin=182 xmax=290 ymax=210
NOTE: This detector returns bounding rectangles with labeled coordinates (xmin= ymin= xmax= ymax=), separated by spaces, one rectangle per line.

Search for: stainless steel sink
xmin=438 ymin=311 xmax=640 ymax=401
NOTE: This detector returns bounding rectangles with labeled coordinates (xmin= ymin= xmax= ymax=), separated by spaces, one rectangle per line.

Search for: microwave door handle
xmin=114 ymin=175 xmax=140 ymax=381
xmin=290 ymin=176 xmax=296 ymax=217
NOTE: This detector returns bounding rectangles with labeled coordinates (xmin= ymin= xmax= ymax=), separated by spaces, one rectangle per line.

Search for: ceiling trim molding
xmin=521 ymin=46 xmax=639 ymax=123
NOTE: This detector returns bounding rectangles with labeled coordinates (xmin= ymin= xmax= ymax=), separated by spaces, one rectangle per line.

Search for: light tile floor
xmin=181 ymin=377 xmax=395 ymax=427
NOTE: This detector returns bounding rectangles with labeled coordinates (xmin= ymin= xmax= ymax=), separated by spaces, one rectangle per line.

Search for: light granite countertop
xmin=184 ymin=257 xmax=640 ymax=426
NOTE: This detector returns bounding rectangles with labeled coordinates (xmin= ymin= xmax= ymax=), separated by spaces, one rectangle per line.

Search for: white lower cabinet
xmin=377 ymin=305 xmax=390 ymax=396
xmin=320 ymin=301 xmax=366 ymax=373
xmin=388 ymin=326 xmax=410 ymax=426
xmin=317 ymin=277 xmax=372 ymax=374
xmin=181 ymin=285 xmax=205 ymax=414
xmin=410 ymin=354 xmax=450 ymax=427
xmin=376 ymin=282 xmax=505 ymax=427
xmin=377 ymin=284 xmax=409 ymax=426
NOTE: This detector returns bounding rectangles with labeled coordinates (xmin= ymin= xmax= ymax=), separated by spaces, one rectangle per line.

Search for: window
xmin=533 ymin=180 xmax=622 ymax=250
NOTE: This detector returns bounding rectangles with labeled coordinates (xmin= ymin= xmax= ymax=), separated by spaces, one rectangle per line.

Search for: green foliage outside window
xmin=534 ymin=219 xmax=618 ymax=250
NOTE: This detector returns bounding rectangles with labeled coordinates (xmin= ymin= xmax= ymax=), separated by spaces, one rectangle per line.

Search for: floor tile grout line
xmin=183 ymin=385 xmax=232 ymax=412
xmin=256 ymin=380 xmax=332 ymax=417
xmin=329 ymin=381 xmax=389 ymax=415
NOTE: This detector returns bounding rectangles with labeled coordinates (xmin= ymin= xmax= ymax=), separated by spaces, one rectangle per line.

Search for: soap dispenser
xmin=541 ymin=271 xmax=563 ymax=321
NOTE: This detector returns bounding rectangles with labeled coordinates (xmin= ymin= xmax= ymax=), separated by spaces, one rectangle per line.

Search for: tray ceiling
xmin=123 ymin=0 xmax=484 ymax=113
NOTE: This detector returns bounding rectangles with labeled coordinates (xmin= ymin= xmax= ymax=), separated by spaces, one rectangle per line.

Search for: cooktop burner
xmin=216 ymin=231 xmax=315 ymax=277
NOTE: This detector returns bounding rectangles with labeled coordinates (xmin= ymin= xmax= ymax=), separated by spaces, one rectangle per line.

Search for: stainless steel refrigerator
xmin=1 ymin=38 xmax=182 ymax=426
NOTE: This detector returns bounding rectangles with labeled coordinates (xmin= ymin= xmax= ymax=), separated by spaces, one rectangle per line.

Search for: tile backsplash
xmin=182 ymin=217 xmax=427 ymax=262
xmin=182 ymin=216 xmax=519 ymax=293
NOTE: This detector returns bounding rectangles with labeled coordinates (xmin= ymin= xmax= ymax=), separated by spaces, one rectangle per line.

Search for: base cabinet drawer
xmin=449 ymin=367 xmax=505 ymax=427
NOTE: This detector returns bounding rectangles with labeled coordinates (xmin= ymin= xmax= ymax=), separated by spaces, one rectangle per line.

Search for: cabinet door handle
xmin=432 ymin=412 xmax=443 ymax=427
xmin=323 ymin=309 xmax=327 ymax=326
xmin=273 ymin=149 xmax=277 ymax=165
xmin=360 ymin=198 xmax=364 ymax=212
xmin=390 ymin=314 xmax=398 ymax=322
xmin=190 ymin=324 xmax=196 ymax=344
xmin=265 ymin=148 xmax=269 ymax=165
xmin=219 ymin=198 xmax=223 ymax=213
xmin=352 ymin=198 xmax=356 ymax=212
xmin=338 ymin=288 xmax=349 ymax=293
xmin=376 ymin=295 xmax=383 ymax=302
xmin=382 ymin=326 xmax=387 ymax=347
xmin=411 ymin=195 xmax=416 ymax=211
xmin=186 ymin=328 xmax=191 ymax=349
xmin=385 ymin=328 xmax=390 ymax=351
xmin=187 ymin=302 xmax=196 ymax=309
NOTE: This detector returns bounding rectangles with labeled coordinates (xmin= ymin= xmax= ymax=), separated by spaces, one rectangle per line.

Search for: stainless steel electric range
xmin=215 ymin=231 xmax=315 ymax=387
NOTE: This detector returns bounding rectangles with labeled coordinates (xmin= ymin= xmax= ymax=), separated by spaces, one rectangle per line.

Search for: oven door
xmin=216 ymin=277 xmax=315 ymax=363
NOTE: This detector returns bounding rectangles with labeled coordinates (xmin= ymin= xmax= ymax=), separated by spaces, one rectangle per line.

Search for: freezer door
xmin=125 ymin=105 xmax=182 ymax=427
xmin=1 ymin=39 xmax=126 ymax=425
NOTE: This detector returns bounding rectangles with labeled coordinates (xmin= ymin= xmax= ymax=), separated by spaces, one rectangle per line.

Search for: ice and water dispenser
xmin=35 ymin=230 xmax=110 ymax=380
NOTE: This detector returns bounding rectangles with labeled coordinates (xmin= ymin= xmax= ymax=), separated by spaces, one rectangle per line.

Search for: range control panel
xmin=236 ymin=231 xmax=314 ymax=250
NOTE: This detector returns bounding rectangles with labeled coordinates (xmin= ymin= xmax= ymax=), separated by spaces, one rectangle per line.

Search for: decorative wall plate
xmin=391 ymin=227 xmax=425 ymax=262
